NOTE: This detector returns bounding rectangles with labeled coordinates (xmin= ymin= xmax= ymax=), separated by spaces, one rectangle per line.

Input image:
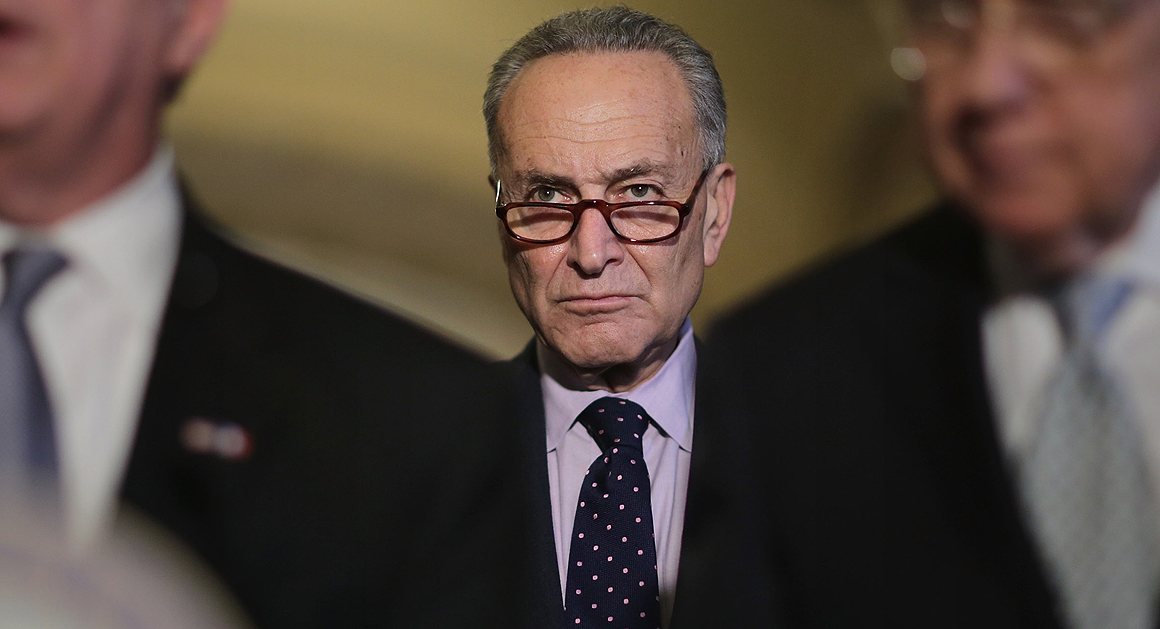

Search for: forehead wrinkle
xmin=507 ymin=118 xmax=675 ymax=151
xmin=504 ymin=119 xmax=687 ymax=172
xmin=557 ymin=113 xmax=676 ymax=144
xmin=504 ymin=135 xmax=676 ymax=175
xmin=565 ymin=96 xmax=669 ymax=124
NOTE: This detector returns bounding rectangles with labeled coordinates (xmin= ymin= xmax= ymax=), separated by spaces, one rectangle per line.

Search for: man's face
xmin=0 ymin=0 xmax=177 ymax=141
xmin=0 ymin=0 xmax=224 ymax=223
xmin=495 ymin=51 xmax=733 ymax=388
xmin=916 ymin=0 xmax=1160 ymax=270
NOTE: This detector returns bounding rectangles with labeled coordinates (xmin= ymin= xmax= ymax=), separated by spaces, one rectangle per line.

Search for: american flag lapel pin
xmin=180 ymin=416 xmax=253 ymax=461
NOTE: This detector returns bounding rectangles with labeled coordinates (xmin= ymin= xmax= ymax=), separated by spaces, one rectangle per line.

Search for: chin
xmin=558 ymin=344 xmax=641 ymax=372
xmin=967 ymin=192 xmax=1114 ymax=276
xmin=0 ymin=88 xmax=44 ymax=137
xmin=548 ymin=328 xmax=644 ymax=371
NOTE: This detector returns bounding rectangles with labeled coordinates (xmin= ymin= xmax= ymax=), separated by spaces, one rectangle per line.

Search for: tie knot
xmin=577 ymin=397 xmax=650 ymax=452
xmin=1051 ymin=274 xmax=1133 ymax=347
xmin=1 ymin=249 xmax=67 ymax=315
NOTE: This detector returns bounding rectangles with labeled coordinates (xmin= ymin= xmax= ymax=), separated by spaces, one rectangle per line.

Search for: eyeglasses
xmin=903 ymin=0 xmax=1144 ymax=72
xmin=494 ymin=171 xmax=708 ymax=245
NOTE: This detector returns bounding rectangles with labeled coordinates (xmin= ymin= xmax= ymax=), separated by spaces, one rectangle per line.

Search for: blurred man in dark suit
xmin=483 ymin=8 xmax=779 ymax=628
xmin=0 ymin=0 xmax=517 ymax=626
xmin=711 ymin=1 xmax=1160 ymax=627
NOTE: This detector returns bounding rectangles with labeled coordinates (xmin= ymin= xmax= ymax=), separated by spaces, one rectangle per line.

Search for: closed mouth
xmin=560 ymin=294 xmax=635 ymax=313
xmin=956 ymin=116 xmax=1057 ymax=177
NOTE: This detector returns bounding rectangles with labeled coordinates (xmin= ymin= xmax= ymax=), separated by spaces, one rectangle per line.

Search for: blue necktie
xmin=564 ymin=397 xmax=661 ymax=629
xmin=1020 ymin=276 xmax=1159 ymax=629
xmin=0 ymin=249 xmax=67 ymax=484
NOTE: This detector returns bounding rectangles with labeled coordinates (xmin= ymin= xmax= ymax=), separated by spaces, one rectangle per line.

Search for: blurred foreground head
xmin=0 ymin=0 xmax=228 ymax=226
xmin=484 ymin=6 xmax=736 ymax=391
xmin=0 ymin=499 xmax=250 ymax=628
xmin=902 ymin=0 xmax=1160 ymax=275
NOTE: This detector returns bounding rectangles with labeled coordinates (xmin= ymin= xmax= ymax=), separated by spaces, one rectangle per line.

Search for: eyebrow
xmin=509 ymin=161 xmax=679 ymax=191
xmin=606 ymin=162 xmax=678 ymax=183
xmin=517 ymin=171 xmax=575 ymax=190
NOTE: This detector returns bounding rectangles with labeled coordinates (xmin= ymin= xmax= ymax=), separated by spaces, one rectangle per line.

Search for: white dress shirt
xmin=0 ymin=147 xmax=182 ymax=551
xmin=541 ymin=318 xmax=695 ymax=628
xmin=983 ymin=184 xmax=1160 ymax=514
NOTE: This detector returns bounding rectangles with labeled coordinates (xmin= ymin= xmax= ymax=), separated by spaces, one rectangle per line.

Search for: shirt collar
xmin=1098 ymin=182 xmax=1160 ymax=288
xmin=0 ymin=146 xmax=181 ymax=318
xmin=541 ymin=318 xmax=696 ymax=454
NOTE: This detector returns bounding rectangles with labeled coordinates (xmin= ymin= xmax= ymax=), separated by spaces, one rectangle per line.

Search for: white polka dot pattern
xmin=564 ymin=398 xmax=661 ymax=629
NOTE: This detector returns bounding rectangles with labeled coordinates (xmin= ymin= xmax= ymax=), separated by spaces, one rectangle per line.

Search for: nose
xmin=566 ymin=207 xmax=624 ymax=277
xmin=957 ymin=5 xmax=1035 ymax=116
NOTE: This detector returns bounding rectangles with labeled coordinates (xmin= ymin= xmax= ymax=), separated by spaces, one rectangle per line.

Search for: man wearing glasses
xmin=712 ymin=0 xmax=1160 ymax=627
xmin=484 ymin=7 xmax=758 ymax=628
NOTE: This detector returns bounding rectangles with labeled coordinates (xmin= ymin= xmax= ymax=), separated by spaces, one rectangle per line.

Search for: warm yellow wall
xmin=165 ymin=0 xmax=936 ymax=359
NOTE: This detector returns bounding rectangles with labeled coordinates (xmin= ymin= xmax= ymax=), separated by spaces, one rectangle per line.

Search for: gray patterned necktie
xmin=0 ymin=248 xmax=67 ymax=488
xmin=1020 ymin=275 xmax=1160 ymax=629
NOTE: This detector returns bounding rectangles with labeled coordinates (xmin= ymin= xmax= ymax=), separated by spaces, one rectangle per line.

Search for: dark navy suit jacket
xmin=118 ymin=196 xmax=522 ymax=628
xmin=709 ymin=207 xmax=1072 ymax=628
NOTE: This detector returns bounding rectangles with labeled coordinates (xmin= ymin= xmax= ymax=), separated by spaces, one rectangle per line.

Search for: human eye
xmin=630 ymin=184 xmax=652 ymax=198
xmin=621 ymin=183 xmax=663 ymax=201
xmin=531 ymin=187 xmax=565 ymax=203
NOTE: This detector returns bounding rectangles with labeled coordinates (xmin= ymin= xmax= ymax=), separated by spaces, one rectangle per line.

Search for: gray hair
xmin=483 ymin=6 xmax=726 ymax=174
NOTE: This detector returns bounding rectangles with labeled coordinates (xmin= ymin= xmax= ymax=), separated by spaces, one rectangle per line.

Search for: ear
xmin=163 ymin=0 xmax=231 ymax=80
xmin=700 ymin=162 xmax=735 ymax=267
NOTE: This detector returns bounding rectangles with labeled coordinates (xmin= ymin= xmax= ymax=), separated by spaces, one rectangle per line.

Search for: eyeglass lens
xmin=504 ymin=203 xmax=683 ymax=243
xmin=905 ymin=0 xmax=1129 ymax=71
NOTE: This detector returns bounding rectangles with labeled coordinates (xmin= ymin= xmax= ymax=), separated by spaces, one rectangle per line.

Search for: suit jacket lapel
xmin=510 ymin=343 xmax=566 ymax=629
xmin=119 ymin=203 xmax=285 ymax=558
xmin=668 ymin=341 xmax=783 ymax=628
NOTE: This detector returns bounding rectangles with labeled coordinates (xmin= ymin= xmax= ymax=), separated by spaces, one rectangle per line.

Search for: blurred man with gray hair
xmin=712 ymin=0 xmax=1160 ymax=627
xmin=485 ymin=7 xmax=781 ymax=628
xmin=0 ymin=0 xmax=520 ymax=626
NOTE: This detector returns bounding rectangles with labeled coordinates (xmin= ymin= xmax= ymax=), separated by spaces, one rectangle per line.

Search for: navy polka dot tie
xmin=564 ymin=397 xmax=661 ymax=629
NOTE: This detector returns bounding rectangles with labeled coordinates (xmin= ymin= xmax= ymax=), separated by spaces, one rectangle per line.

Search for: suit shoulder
xmin=176 ymin=213 xmax=486 ymax=368
xmin=709 ymin=206 xmax=985 ymax=346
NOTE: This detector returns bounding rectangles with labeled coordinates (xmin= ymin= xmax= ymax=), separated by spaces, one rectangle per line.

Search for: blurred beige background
xmin=165 ymin=0 xmax=936 ymax=359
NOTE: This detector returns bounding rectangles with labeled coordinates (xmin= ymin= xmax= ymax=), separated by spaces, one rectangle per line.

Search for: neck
xmin=539 ymin=336 xmax=679 ymax=394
